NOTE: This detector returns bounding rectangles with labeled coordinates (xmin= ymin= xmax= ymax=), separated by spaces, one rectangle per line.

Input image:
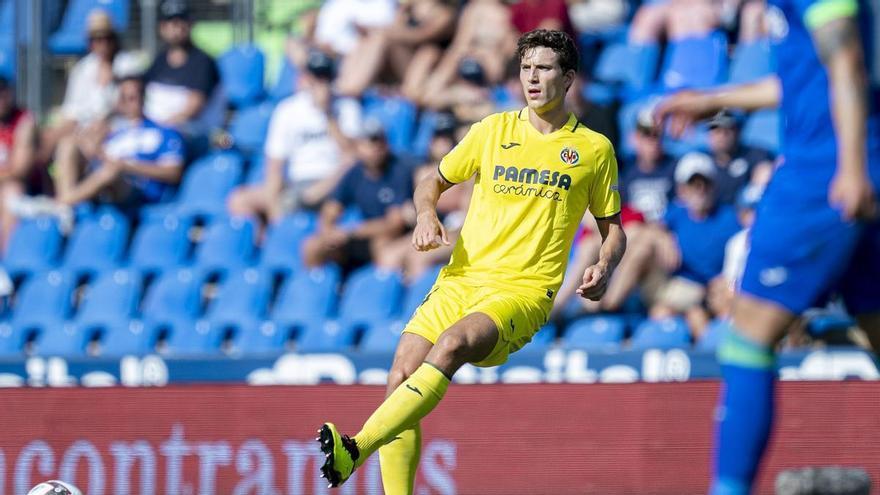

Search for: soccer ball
xmin=26 ymin=480 xmax=83 ymax=495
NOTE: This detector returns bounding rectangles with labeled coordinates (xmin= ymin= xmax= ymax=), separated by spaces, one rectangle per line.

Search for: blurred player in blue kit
xmin=656 ymin=0 xmax=879 ymax=493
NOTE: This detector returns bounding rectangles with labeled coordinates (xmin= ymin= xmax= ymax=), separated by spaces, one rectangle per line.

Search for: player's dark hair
xmin=516 ymin=29 xmax=579 ymax=75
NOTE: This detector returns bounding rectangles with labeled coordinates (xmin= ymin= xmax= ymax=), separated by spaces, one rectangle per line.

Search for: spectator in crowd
xmin=643 ymin=152 xmax=741 ymax=335
xmin=312 ymin=0 xmax=397 ymax=59
xmin=421 ymin=0 xmax=518 ymax=100
xmin=628 ymin=0 xmax=718 ymax=44
xmin=38 ymin=10 xmax=121 ymax=164
xmin=227 ymin=51 xmax=362 ymax=224
xmin=143 ymin=0 xmax=220 ymax=141
xmin=52 ymin=76 xmax=184 ymax=212
xmin=301 ymin=121 xmax=413 ymax=273
xmin=567 ymin=76 xmax=620 ymax=152
xmin=620 ymin=109 xmax=676 ymax=223
xmin=704 ymin=109 xmax=774 ymax=204
xmin=0 ymin=77 xmax=36 ymax=249
xmin=334 ymin=0 xmax=457 ymax=99
xmin=568 ymin=0 xmax=629 ymax=35
xmin=422 ymin=58 xmax=497 ymax=123
xmin=510 ymin=0 xmax=575 ymax=36
xmin=377 ymin=113 xmax=471 ymax=280
xmin=707 ymin=182 xmax=763 ymax=320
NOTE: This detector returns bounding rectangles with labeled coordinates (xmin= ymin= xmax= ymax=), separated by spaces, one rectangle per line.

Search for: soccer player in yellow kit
xmin=317 ymin=29 xmax=627 ymax=492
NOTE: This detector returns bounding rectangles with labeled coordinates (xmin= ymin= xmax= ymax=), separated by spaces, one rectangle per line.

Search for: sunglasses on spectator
xmin=89 ymin=34 xmax=115 ymax=42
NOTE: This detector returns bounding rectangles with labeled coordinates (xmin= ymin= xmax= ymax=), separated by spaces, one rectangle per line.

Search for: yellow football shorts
xmin=403 ymin=275 xmax=552 ymax=367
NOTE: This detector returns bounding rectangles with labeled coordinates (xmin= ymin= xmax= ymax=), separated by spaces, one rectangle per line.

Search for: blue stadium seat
xmin=140 ymin=268 xmax=203 ymax=325
xmin=362 ymin=93 xmax=417 ymax=156
xmin=32 ymin=321 xmax=88 ymax=357
xmin=128 ymin=215 xmax=191 ymax=275
xmin=296 ymin=318 xmax=350 ymax=353
xmin=204 ymin=268 xmax=271 ymax=330
xmin=11 ymin=270 xmax=74 ymax=332
xmin=99 ymin=319 xmax=157 ymax=357
xmin=75 ymin=268 xmax=141 ymax=331
xmin=269 ymin=56 xmax=298 ymax=102
xmin=563 ymin=316 xmax=626 ymax=350
xmin=259 ymin=211 xmax=317 ymax=275
xmin=630 ymin=317 xmax=691 ymax=349
xmin=175 ymin=151 xmax=244 ymax=220
xmin=661 ymin=32 xmax=728 ymax=90
xmin=325 ymin=266 xmax=403 ymax=349
xmin=272 ymin=265 xmax=340 ymax=330
xmin=48 ymin=0 xmax=130 ymax=55
xmin=163 ymin=318 xmax=224 ymax=356
xmin=229 ymin=101 xmax=274 ymax=157
xmin=62 ymin=208 xmax=130 ymax=276
xmin=410 ymin=111 xmax=446 ymax=161
xmin=729 ymin=40 xmax=774 ymax=84
xmin=589 ymin=42 xmax=660 ymax=101
xmin=338 ymin=265 xmax=403 ymax=325
xmin=528 ymin=323 xmax=559 ymax=350
xmin=807 ymin=312 xmax=856 ymax=336
xmin=696 ymin=319 xmax=728 ymax=352
xmin=0 ymin=0 xmax=13 ymax=78
xmin=360 ymin=320 xmax=405 ymax=353
xmin=232 ymin=319 xmax=287 ymax=355
xmin=4 ymin=217 xmax=63 ymax=278
xmin=193 ymin=216 xmax=255 ymax=275
xmin=218 ymin=44 xmax=266 ymax=108
xmin=245 ymin=155 xmax=266 ymax=185
xmin=400 ymin=264 xmax=443 ymax=319
xmin=0 ymin=320 xmax=27 ymax=356
xmin=741 ymin=109 xmax=780 ymax=154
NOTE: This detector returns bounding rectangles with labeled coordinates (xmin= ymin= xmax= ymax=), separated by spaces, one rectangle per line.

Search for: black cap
xmin=306 ymin=50 xmax=335 ymax=80
xmin=458 ymin=58 xmax=486 ymax=86
xmin=433 ymin=112 xmax=457 ymax=138
xmin=707 ymin=110 xmax=740 ymax=130
xmin=160 ymin=0 xmax=190 ymax=21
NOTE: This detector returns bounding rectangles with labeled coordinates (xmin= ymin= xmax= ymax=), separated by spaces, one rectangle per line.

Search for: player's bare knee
xmin=433 ymin=331 xmax=470 ymax=363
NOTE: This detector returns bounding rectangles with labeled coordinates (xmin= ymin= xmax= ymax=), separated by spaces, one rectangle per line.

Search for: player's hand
xmin=654 ymin=90 xmax=716 ymax=138
xmin=577 ymin=262 xmax=610 ymax=301
xmin=829 ymin=169 xmax=878 ymax=221
xmin=412 ymin=212 xmax=450 ymax=251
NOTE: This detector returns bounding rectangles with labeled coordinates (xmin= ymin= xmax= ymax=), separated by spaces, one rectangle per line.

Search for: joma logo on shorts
xmin=492 ymin=166 xmax=572 ymax=190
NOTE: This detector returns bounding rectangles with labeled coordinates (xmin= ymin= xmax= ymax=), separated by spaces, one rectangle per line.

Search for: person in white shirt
xmin=227 ymin=51 xmax=362 ymax=224
xmin=313 ymin=0 xmax=397 ymax=57
xmin=38 ymin=9 xmax=120 ymax=164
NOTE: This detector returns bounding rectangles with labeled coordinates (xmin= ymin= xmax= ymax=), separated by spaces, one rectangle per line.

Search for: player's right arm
xmin=655 ymin=77 xmax=782 ymax=137
xmin=412 ymin=169 xmax=454 ymax=251
xmin=412 ymin=117 xmax=488 ymax=251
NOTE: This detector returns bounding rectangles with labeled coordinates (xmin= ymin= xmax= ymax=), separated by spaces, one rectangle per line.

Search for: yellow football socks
xmin=353 ymin=363 xmax=449 ymax=465
xmin=378 ymin=424 xmax=421 ymax=495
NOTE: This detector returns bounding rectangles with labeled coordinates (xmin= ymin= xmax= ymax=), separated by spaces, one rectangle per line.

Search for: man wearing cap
xmin=643 ymin=151 xmax=741 ymax=334
xmin=706 ymin=109 xmax=774 ymax=204
xmin=301 ymin=120 xmax=413 ymax=273
xmin=227 ymin=50 xmax=362 ymax=225
xmin=620 ymin=107 xmax=677 ymax=222
xmin=143 ymin=0 xmax=220 ymax=136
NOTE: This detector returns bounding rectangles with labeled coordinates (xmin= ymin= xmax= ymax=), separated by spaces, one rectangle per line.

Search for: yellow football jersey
xmin=438 ymin=108 xmax=620 ymax=297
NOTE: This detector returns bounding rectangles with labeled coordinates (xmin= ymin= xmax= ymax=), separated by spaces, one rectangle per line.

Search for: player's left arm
xmin=808 ymin=2 xmax=877 ymax=219
xmin=577 ymin=214 xmax=627 ymax=301
xmin=578 ymin=142 xmax=627 ymax=301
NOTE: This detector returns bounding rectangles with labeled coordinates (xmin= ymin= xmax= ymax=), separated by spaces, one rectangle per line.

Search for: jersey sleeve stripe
xmin=593 ymin=211 xmax=622 ymax=220
xmin=437 ymin=165 xmax=458 ymax=184
xmin=804 ymin=0 xmax=858 ymax=30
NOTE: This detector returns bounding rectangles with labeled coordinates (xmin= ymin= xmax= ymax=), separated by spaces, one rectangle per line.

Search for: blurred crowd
xmin=0 ymin=0 xmax=814 ymax=348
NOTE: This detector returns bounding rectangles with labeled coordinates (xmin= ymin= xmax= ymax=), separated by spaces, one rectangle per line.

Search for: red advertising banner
xmin=0 ymin=382 xmax=877 ymax=494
